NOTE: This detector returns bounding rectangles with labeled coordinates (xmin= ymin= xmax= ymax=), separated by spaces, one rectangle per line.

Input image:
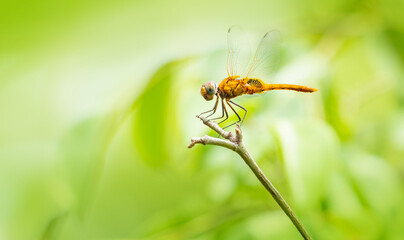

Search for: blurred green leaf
xmin=132 ymin=59 xmax=190 ymax=167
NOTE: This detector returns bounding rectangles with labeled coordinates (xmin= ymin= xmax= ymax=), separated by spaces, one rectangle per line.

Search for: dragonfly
xmin=199 ymin=27 xmax=317 ymax=128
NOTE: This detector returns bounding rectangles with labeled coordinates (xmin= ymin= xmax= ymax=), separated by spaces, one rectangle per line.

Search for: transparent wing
xmin=243 ymin=30 xmax=281 ymax=81
xmin=226 ymin=26 xmax=250 ymax=78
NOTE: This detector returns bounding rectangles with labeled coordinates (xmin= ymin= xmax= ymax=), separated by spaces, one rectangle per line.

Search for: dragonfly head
xmin=201 ymin=81 xmax=217 ymax=101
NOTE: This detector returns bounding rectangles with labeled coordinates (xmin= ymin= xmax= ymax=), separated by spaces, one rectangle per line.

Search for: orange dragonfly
xmin=199 ymin=27 xmax=317 ymax=128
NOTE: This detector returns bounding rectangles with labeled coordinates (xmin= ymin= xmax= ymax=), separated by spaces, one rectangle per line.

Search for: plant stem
xmin=188 ymin=116 xmax=312 ymax=240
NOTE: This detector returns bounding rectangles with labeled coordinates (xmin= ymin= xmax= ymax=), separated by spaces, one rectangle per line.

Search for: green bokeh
xmin=1 ymin=0 xmax=404 ymax=239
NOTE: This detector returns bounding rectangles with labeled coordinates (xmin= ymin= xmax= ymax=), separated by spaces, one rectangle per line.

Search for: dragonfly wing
xmin=243 ymin=30 xmax=281 ymax=81
xmin=246 ymin=78 xmax=265 ymax=88
xmin=227 ymin=26 xmax=251 ymax=78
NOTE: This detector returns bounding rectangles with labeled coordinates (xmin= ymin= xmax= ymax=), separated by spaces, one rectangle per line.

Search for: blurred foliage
xmin=1 ymin=0 xmax=404 ymax=239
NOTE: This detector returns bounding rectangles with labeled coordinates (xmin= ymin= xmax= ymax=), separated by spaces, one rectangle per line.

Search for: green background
xmin=1 ymin=0 xmax=404 ymax=239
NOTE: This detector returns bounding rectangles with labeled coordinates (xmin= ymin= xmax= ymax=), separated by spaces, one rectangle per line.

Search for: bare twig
xmin=188 ymin=115 xmax=312 ymax=240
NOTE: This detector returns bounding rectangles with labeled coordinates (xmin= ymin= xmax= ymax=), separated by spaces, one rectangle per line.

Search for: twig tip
xmin=234 ymin=123 xmax=243 ymax=141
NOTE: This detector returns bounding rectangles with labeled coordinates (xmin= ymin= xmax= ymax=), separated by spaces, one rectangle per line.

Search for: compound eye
xmin=206 ymin=86 xmax=214 ymax=95
xmin=205 ymin=81 xmax=217 ymax=95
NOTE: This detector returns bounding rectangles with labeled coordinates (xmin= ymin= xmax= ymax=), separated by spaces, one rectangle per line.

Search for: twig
xmin=188 ymin=116 xmax=312 ymax=240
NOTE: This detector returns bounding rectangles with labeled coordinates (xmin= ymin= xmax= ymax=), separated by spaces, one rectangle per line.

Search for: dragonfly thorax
xmin=200 ymin=81 xmax=218 ymax=101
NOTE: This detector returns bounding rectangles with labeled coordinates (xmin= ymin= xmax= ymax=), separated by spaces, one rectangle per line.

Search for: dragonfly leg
xmin=228 ymin=100 xmax=247 ymax=126
xmin=198 ymin=95 xmax=219 ymax=117
xmin=209 ymin=98 xmax=226 ymax=121
xmin=222 ymin=100 xmax=241 ymax=129
xmin=217 ymin=99 xmax=229 ymax=124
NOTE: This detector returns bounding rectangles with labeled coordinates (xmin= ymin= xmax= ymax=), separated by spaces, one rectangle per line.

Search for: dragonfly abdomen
xmin=263 ymin=84 xmax=318 ymax=92
xmin=244 ymin=82 xmax=318 ymax=95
